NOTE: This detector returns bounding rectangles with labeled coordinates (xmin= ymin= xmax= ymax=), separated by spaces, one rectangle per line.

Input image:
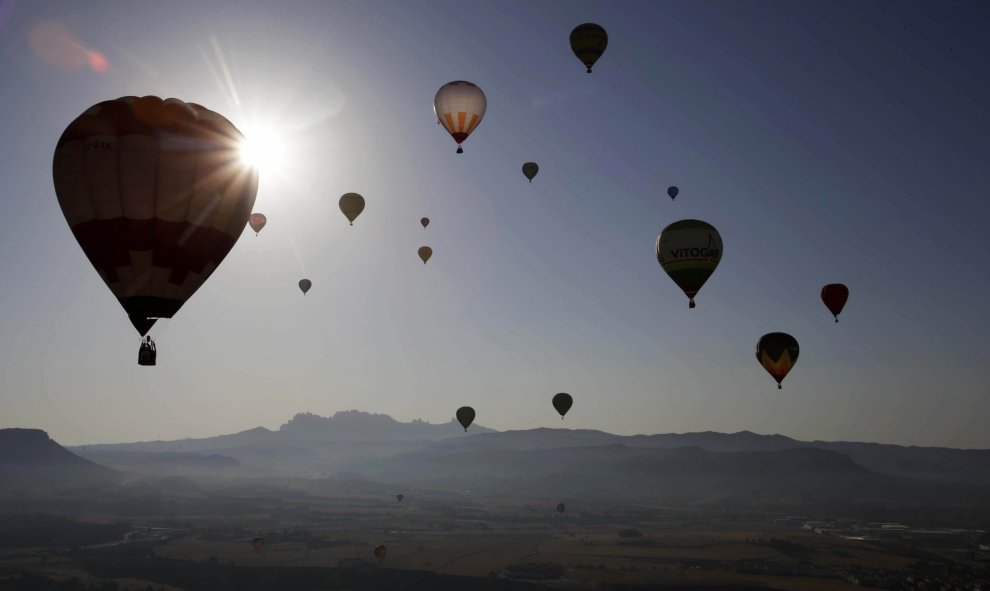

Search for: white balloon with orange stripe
xmin=434 ymin=81 xmax=486 ymax=154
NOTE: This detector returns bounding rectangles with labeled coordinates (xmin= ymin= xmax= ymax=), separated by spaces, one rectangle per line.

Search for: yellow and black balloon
xmin=756 ymin=332 xmax=799 ymax=389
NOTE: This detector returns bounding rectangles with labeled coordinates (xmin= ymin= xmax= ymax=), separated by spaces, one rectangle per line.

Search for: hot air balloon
xmin=570 ymin=23 xmax=608 ymax=73
xmin=421 ymin=217 xmax=430 ymax=229
xmin=756 ymin=332 xmax=799 ymax=389
xmin=249 ymin=213 xmax=267 ymax=235
xmin=434 ymin=81 xmax=486 ymax=154
xmin=552 ymin=393 xmax=573 ymax=419
xmin=522 ymin=162 xmax=539 ymax=183
xmin=251 ymin=537 xmax=264 ymax=553
xmin=299 ymin=279 xmax=312 ymax=295
xmin=339 ymin=193 xmax=365 ymax=225
xmin=396 ymin=494 xmax=404 ymax=503
xmin=418 ymin=246 xmax=433 ymax=264
xmin=821 ymin=284 xmax=849 ymax=322
xmin=374 ymin=544 xmax=387 ymax=562
xmin=656 ymin=220 xmax=723 ymax=308
xmin=556 ymin=502 xmax=566 ymax=514
xmin=52 ymin=96 xmax=258 ymax=365
xmin=667 ymin=186 xmax=679 ymax=200
xmin=456 ymin=406 xmax=475 ymax=431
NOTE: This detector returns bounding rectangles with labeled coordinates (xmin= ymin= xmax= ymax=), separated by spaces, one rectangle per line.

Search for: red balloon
xmin=821 ymin=284 xmax=849 ymax=322
xmin=374 ymin=544 xmax=387 ymax=562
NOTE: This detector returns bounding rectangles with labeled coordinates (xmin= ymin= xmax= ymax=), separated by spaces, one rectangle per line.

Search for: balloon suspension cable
xmin=689 ymin=299 xmax=696 ymax=309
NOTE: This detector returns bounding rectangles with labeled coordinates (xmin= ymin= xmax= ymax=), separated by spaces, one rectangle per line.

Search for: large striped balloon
xmin=434 ymin=81 xmax=486 ymax=154
xmin=52 ymin=96 xmax=258 ymax=336
xmin=656 ymin=219 xmax=722 ymax=308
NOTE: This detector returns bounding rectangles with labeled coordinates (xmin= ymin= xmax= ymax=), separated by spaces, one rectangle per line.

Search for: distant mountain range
xmin=0 ymin=428 xmax=119 ymax=487
xmin=6 ymin=411 xmax=987 ymax=514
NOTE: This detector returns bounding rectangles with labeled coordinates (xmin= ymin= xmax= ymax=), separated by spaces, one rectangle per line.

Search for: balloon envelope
xmin=421 ymin=217 xmax=430 ymax=228
xmin=53 ymin=96 xmax=258 ymax=336
xmin=570 ymin=23 xmax=608 ymax=73
xmin=374 ymin=544 xmax=387 ymax=561
xmin=522 ymin=162 xmax=539 ymax=182
xmin=339 ymin=193 xmax=365 ymax=225
xmin=756 ymin=332 xmax=800 ymax=389
xmin=556 ymin=502 xmax=566 ymax=514
xmin=456 ymin=406 xmax=475 ymax=431
xmin=434 ymin=81 xmax=486 ymax=153
xmin=298 ymin=279 xmax=312 ymax=294
xmin=251 ymin=538 xmax=264 ymax=553
xmin=667 ymin=186 xmax=679 ymax=200
xmin=418 ymin=246 xmax=433 ymax=264
xmin=249 ymin=213 xmax=267 ymax=234
xmin=552 ymin=393 xmax=573 ymax=418
xmin=821 ymin=284 xmax=849 ymax=322
xmin=656 ymin=220 xmax=723 ymax=308
xmin=396 ymin=494 xmax=404 ymax=502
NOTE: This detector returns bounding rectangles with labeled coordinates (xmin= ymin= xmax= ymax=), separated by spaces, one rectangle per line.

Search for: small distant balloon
xmin=418 ymin=246 xmax=433 ymax=264
xmin=756 ymin=332 xmax=800 ymax=389
xmin=522 ymin=162 xmax=539 ymax=183
xmin=374 ymin=544 xmax=387 ymax=562
xmin=820 ymin=284 xmax=849 ymax=322
xmin=421 ymin=217 xmax=430 ymax=229
xmin=556 ymin=502 xmax=566 ymax=514
xmin=299 ymin=279 xmax=312 ymax=295
xmin=667 ymin=186 xmax=679 ymax=200
xmin=456 ymin=406 xmax=475 ymax=431
xmin=251 ymin=537 xmax=264 ymax=553
xmin=552 ymin=393 xmax=573 ymax=419
xmin=339 ymin=193 xmax=365 ymax=225
xmin=396 ymin=494 xmax=404 ymax=502
xmin=570 ymin=23 xmax=608 ymax=73
xmin=249 ymin=213 xmax=267 ymax=235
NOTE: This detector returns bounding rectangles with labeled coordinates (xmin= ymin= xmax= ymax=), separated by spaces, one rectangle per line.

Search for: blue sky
xmin=1 ymin=0 xmax=988 ymax=447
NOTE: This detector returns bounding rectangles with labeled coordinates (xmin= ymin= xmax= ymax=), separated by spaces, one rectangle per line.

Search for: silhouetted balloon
xmin=552 ymin=393 xmax=573 ymax=419
xmin=667 ymin=186 xmax=679 ymax=200
xmin=434 ymin=81 xmax=486 ymax=154
xmin=556 ymin=502 xmax=565 ymax=514
xmin=374 ymin=544 xmax=387 ymax=562
xmin=53 ymin=96 xmax=258 ymax=338
xmin=251 ymin=537 xmax=264 ymax=553
xmin=756 ymin=332 xmax=799 ymax=389
xmin=456 ymin=406 xmax=475 ymax=431
xmin=570 ymin=23 xmax=608 ymax=73
xmin=298 ymin=279 xmax=312 ymax=295
xmin=396 ymin=494 xmax=404 ymax=502
xmin=421 ymin=217 xmax=430 ymax=229
xmin=522 ymin=162 xmax=539 ymax=182
xmin=249 ymin=213 xmax=267 ymax=235
xmin=821 ymin=284 xmax=849 ymax=322
xmin=339 ymin=193 xmax=365 ymax=225
xmin=656 ymin=220 xmax=722 ymax=308
xmin=418 ymin=246 xmax=433 ymax=264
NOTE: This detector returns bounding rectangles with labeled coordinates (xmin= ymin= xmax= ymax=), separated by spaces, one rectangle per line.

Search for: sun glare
xmin=238 ymin=125 xmax=286 ymax=173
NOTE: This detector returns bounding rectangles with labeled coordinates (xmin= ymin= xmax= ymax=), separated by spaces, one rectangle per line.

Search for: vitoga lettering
xmin=656 ymin=220 xmax=723 ymax=308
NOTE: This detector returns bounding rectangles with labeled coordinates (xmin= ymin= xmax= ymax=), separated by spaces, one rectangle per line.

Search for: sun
xmin=238 ymin=125 xmax=286 ymax=173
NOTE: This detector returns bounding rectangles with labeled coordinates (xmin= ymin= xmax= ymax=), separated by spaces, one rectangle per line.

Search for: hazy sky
xmin=1 ymin=0 xmax=988 ymax=447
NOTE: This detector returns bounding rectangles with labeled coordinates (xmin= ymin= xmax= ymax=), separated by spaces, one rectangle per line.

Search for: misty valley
xmin=2 ymin=411 xmax=989 ymax=590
